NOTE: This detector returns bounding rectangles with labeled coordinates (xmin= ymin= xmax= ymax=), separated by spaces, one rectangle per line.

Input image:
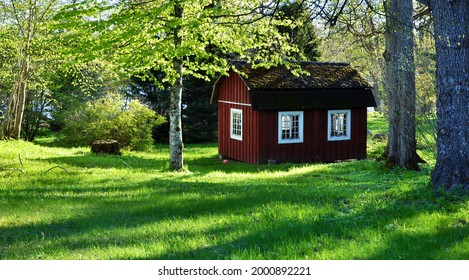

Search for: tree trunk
xmin=169 ymin=60 xmax=184 ymax=171
xmin=382 ymin=0 xmax=420 ymax=170
xmin=13 ymin=59 xmax=29 ymax=139
xmin=169 ymin=1 xmax=184 ymax=171
xmin=0 ymin=0 xmax=34 ymax=140
xmin=427 ymin=0 xmax=469 ymax=189
xmin=0 ymin=57 xmax=29 ymax=139
xmin=23 ymin=89 xmax=47 ymax=141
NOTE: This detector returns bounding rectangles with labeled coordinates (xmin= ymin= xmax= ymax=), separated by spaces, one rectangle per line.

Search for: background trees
xmin=277 ymin=0 xmax=321 ymax=61
xmin=0 ymin=0 xmax=58 ymax=139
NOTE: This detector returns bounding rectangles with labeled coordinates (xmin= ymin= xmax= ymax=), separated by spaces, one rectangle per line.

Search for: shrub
xmin=61 ymin=94 xmax=166 ymax=150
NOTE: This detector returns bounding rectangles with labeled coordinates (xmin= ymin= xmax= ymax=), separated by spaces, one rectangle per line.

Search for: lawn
xmin=1 ymin=113 xmax=468 ymax=260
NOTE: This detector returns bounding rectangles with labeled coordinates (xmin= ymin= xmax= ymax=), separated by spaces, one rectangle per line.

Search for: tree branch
xmin=1 ymin=168 xmax=25 ymax=175
xmin=44 ymin=165 xmax=70 ymax=174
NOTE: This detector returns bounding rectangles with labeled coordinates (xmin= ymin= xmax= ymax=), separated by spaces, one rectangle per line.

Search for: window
xmin=230 ymin=108 xmax=243 ymax=140
xmin=278 ymin=111 xmax=304 ymax=144
xmin=328 ymin=109 xmax=351 ymax=141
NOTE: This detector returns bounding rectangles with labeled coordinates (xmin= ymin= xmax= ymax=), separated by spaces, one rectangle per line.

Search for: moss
xmin=233 ymin=61 xmax=370 ymax=90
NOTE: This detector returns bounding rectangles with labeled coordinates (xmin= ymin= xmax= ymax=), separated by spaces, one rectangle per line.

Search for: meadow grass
xmin=0 ymin=113 xmax=468 ymax=259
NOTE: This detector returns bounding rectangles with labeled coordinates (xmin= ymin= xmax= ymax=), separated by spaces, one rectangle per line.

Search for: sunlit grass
xmin=1 ymin=114 xmax=468 ymax=260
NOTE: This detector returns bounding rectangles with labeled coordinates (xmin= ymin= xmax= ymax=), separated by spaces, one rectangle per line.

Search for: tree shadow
xmin=34 ymin=153 xmax=169 ymax=171
xmin=2 ymin=157 xmax=467 ymax=260
xmin=153 ymin=185 xmax=468 ymax=260
xmin=185 ymin=155 xmax=309 ymax=174
xmin=367 ymin=222 xmax=469 ymax=259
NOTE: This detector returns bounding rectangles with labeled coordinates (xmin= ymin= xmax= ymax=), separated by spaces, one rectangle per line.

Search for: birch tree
xmin=57 ymin=0 xmax=297 ymax=170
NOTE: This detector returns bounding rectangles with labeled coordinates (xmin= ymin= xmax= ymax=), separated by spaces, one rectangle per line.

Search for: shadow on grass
xmin=153 ymin=184 xmax=469 ymax=260
xmin=32 ymin=135 xmax=78 ymax=148
xmin=368 ymin=223 xmax=469 ymax=259
xmin=33 ymin=153 xmax=169 ymax=171
xmin=186 ymin=156 xmax=308 ymax=174
xmin=38 ymin=151 xmax=311 ymax=174
xmin=2 ymin=160 xmax=468 ymax=260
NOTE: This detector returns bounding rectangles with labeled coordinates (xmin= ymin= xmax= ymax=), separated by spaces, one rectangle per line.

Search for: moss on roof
xmin=232 ymin=61 xmax=371 ymax=89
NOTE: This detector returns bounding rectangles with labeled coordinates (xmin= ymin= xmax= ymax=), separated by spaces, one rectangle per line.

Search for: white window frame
xmin=278 ymin=111 xmax=304 ymax=144
xmin=230 ymin=108 xmax=243 ymax=141
xmin=328 ymin=109 xmax=351 ymax=141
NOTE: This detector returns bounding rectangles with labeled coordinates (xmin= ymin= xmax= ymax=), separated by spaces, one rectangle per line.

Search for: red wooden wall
xmin=257 ymin=108 xmax=368 ymax=164
xmin=217 ymin=72 xmax=259 ymax=163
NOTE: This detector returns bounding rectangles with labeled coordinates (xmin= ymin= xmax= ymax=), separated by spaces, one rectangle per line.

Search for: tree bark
xmin=425 ymin=0 xmax=469 ymax=189
xmin=0 ymin=55 xmax=30 ymax=139
xmin=169 ymin=1 xmax=184 ymax=171
xmin=0 ymin=0 xmax=34 ymax=140
xmin=382 ymin=0 xmax=420 ymax=170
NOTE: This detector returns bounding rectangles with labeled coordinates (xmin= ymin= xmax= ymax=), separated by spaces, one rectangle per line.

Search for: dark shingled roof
xmin=232 ymin=61 xmax=371 ymax=90
xmin=211 ymin=61 xmax=377 ymax=110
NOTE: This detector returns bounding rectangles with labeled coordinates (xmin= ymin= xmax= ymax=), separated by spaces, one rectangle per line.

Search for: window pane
xmin=281 ymin=114 xmax=301 ymax=140
xmin=278 ymin=111 xmax=303 ymax=144
xmin=231 ymin=109 xmax=242 ymax=139
xmin=330 ymin=112 xmax=349 ymax=137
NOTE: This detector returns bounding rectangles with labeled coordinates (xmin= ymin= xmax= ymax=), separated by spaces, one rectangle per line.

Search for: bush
xmin=61 ymin=94 xmax=166 ymax=150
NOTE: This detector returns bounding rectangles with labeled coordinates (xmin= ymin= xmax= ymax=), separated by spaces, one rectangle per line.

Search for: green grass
xmin=1 ymin=114 xmax=468 ymax=260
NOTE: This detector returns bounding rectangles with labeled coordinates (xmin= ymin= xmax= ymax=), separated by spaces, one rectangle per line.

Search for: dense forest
xmin=0 ymin=0 xmax=467 ymax=189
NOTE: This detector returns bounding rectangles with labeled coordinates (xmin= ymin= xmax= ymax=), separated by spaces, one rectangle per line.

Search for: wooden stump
xmin=91 ymin=139 xmax=121 ymax=155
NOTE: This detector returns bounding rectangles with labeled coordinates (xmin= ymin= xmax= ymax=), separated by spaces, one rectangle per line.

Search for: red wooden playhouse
xmin=210 ymin=61 xmax=377 ymax=164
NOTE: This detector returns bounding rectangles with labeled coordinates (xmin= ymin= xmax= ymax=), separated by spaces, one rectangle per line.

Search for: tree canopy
xmin=56 ymin=0 xmax=299 ymax=84
xmin=56 ymin=0 xmax=301 ymax=170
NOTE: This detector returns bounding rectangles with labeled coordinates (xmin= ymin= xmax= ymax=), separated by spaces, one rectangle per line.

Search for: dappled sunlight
xmin=1 ymin=133 xmax=467 ymax=260
xmin=195 ymin=163 xmax=336 ymax=184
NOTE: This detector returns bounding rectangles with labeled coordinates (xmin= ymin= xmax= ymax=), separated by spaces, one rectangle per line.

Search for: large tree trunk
xmin=427 ymin=0 xmax=469 ymax=189
xmin=169 ymin=1 xmax=184 ymax=171
xmin=382 ymin=0 xmax=420 ymax=170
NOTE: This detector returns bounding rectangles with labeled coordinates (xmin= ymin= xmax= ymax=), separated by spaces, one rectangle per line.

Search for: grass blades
xmin=0 ymin=114 xmax=468 ymax=260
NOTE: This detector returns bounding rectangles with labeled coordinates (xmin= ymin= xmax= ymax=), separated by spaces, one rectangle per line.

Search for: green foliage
xmin=54 ymin=0 xmax=303 ymax=170
xmin=277 ymin=1 xmax=321 ymax=61
xmin=318 ymin=1 xmax=386 ymax=111
xmin=61 ymin=94 xmax=166 ymax=150
xmin=55 ymin=0 xmax=300 ymax=85
xmin=48 ymin=61 xmax=125 ymax=131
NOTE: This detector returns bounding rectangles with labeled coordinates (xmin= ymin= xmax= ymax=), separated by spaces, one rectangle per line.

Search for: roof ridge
xmin=298 ymin=61 xmax=350 ymax=66
xmin=230 ymin=60 xmax=350 ymax=67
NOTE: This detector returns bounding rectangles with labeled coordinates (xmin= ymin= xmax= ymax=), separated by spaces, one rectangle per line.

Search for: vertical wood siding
xmin=217 ymin=72 xmax=259 ymax=163
xmin=257 ymin=108 xmax=368 ymax=164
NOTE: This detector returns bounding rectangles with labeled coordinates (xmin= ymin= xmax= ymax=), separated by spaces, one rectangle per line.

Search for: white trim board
xmin=218 ymin=100 xmax=252 ymax=107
